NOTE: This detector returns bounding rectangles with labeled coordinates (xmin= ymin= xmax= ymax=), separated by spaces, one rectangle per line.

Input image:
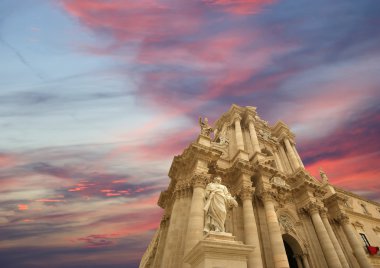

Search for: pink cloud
xmin=18 ymin=204 xmax=28 ymax=211
xmin=61 ymin=0 xmax=202 ymax=43
xmin=106 ymin=193 xmax=121 ymax=197
xmin=204 ymin=0 xmax=275 ymax=14
xmin=0 ymin=153 xmax=18 ymax=168
xmin=77 ymin=233 xmax=120 ymax=248
xmin=35 ymin=199 xmax=65 ymax=203
xmin=306 ymin=153 xmax=380 ymax=194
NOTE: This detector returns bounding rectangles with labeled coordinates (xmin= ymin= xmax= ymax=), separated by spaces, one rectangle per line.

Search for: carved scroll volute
xmin=191 ymin=173 xmax=209 ymax=189
xmin=239 ymin=185 xmax=255 ymax=201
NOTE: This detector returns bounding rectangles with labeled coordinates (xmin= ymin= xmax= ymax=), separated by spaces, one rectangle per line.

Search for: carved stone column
xmin=183 ymin=174 xmax=207 ymax=267
xmin=240 ymin=186 xmax=263 ymax=268
xmin=283 ymin=138 xmax=300 ymax=170
xmin=246 ymin=115 xmax=261 ymax=154
xmin=301 ymin=254 xmax=310 ymax=268
xmin=305 ymin=203 xmax=342 ymax=268
xmin=234 ymin=114 xmax=245 ymax=151
xmin=261 ymin=191 xmax=289 ymax=268
xmin=338 ymin=213 xmax=372 ymax=268
xmin=320 ymin=210 xmax=350 ymax=268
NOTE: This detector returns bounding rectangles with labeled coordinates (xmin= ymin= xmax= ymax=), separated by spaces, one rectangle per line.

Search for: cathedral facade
xmin=140 ymin=104 xmax=380 ymax=268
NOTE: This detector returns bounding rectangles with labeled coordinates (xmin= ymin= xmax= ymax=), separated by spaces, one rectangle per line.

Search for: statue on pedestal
xmin=203 ymin=176 xmax=237 ymax=233
xmin=199 ymin=117 xmax=213 ymax=137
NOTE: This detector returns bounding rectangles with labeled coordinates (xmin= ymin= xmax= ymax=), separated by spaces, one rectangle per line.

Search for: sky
xmin=0 ymin=0 xmax=379 ymax=267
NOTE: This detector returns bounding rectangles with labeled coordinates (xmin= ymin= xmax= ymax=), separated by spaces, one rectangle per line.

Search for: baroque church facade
xmin=140 ymin=104 xmax=380 ymax=268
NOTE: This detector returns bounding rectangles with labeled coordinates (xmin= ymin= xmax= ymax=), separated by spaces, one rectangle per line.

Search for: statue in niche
xmin=203 ymin=176 xmax=237 ymax=233
xmin=319 ymin=167 xmax=329 ymax=184
xmin=199 ymin=117 xmax=213 ymax=137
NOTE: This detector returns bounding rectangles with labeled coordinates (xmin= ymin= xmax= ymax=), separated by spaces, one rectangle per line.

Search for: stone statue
xmin=199 ymin=117 xmax=213 ymax=137
xmin=203 ymin=176 xmax=238 ymax=233
xmin=319 ymin=168 xmax=328 ymax=183
xmin=217 ymin=128 xmax=229 ymax=145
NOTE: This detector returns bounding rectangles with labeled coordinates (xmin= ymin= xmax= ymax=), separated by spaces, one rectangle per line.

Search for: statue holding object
xmin=203 ymin=176 xmax=238 ymax=233
xmin=199 ymin=117 xmax=213 ymax=137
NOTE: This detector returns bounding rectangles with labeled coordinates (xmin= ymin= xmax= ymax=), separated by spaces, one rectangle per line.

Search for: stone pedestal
xmin=184 ymin=232 xmax=254 ymax=268
xmin=197 ymin=134 xmax=211 ymax=147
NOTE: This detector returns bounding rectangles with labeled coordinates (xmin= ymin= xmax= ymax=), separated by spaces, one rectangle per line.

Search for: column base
xmin=184 ymin=231 xmax=254 ymax=268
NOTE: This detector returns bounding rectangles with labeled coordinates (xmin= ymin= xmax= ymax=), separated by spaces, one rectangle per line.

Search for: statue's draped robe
xmin=203 ymin=182 xmax=235 ymax=233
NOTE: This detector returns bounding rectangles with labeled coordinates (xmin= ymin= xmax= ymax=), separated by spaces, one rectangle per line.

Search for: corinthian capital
xmin=259 ymin=189 xmax=277 ymax=202
xmin=245 ymin=115 xmax=255 ymax=124
xmin=336 ymin=212 xmax=350 ymax=225
xmin=191 ymin=173 xmax=209 ymax=188
xmin=239 ymin=185 xmax=255 ymax=201
xmin=303 ymin=202 xmax=323 ymax=215
xmin=231 ymin=113 xmax=242 ymax=123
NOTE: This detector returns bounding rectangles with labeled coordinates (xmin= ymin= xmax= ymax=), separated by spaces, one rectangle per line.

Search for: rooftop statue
xmin=203 ymin=176 xmax=237 ymax=233
xmin=319 ymin=168 xmax=329 ymax=184
xmin=199 ymin=116 xmax=213 ymax=137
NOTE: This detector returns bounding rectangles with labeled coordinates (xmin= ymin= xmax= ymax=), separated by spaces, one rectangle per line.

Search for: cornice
xmin=323 ymin=193 xmax=347 ymax=207
xmin=335 ymin=186 xmax=380 ymax=207
xmin=254 ymin=162 xmax=278 ymax=178
xmin=228 ymin=158 xmax=254 ymax=176
xmin=168 ymin=143 xmax=222 ymax=189
xmin=214 ymin=104 xmax=245 ymax=129
xmin=272 ymin=120 xmax=295 ymax=140
xmin=288 ymin=169 xmax=325 ymax=194
xmin=345 ymin=209 xmax=380 ymax=223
